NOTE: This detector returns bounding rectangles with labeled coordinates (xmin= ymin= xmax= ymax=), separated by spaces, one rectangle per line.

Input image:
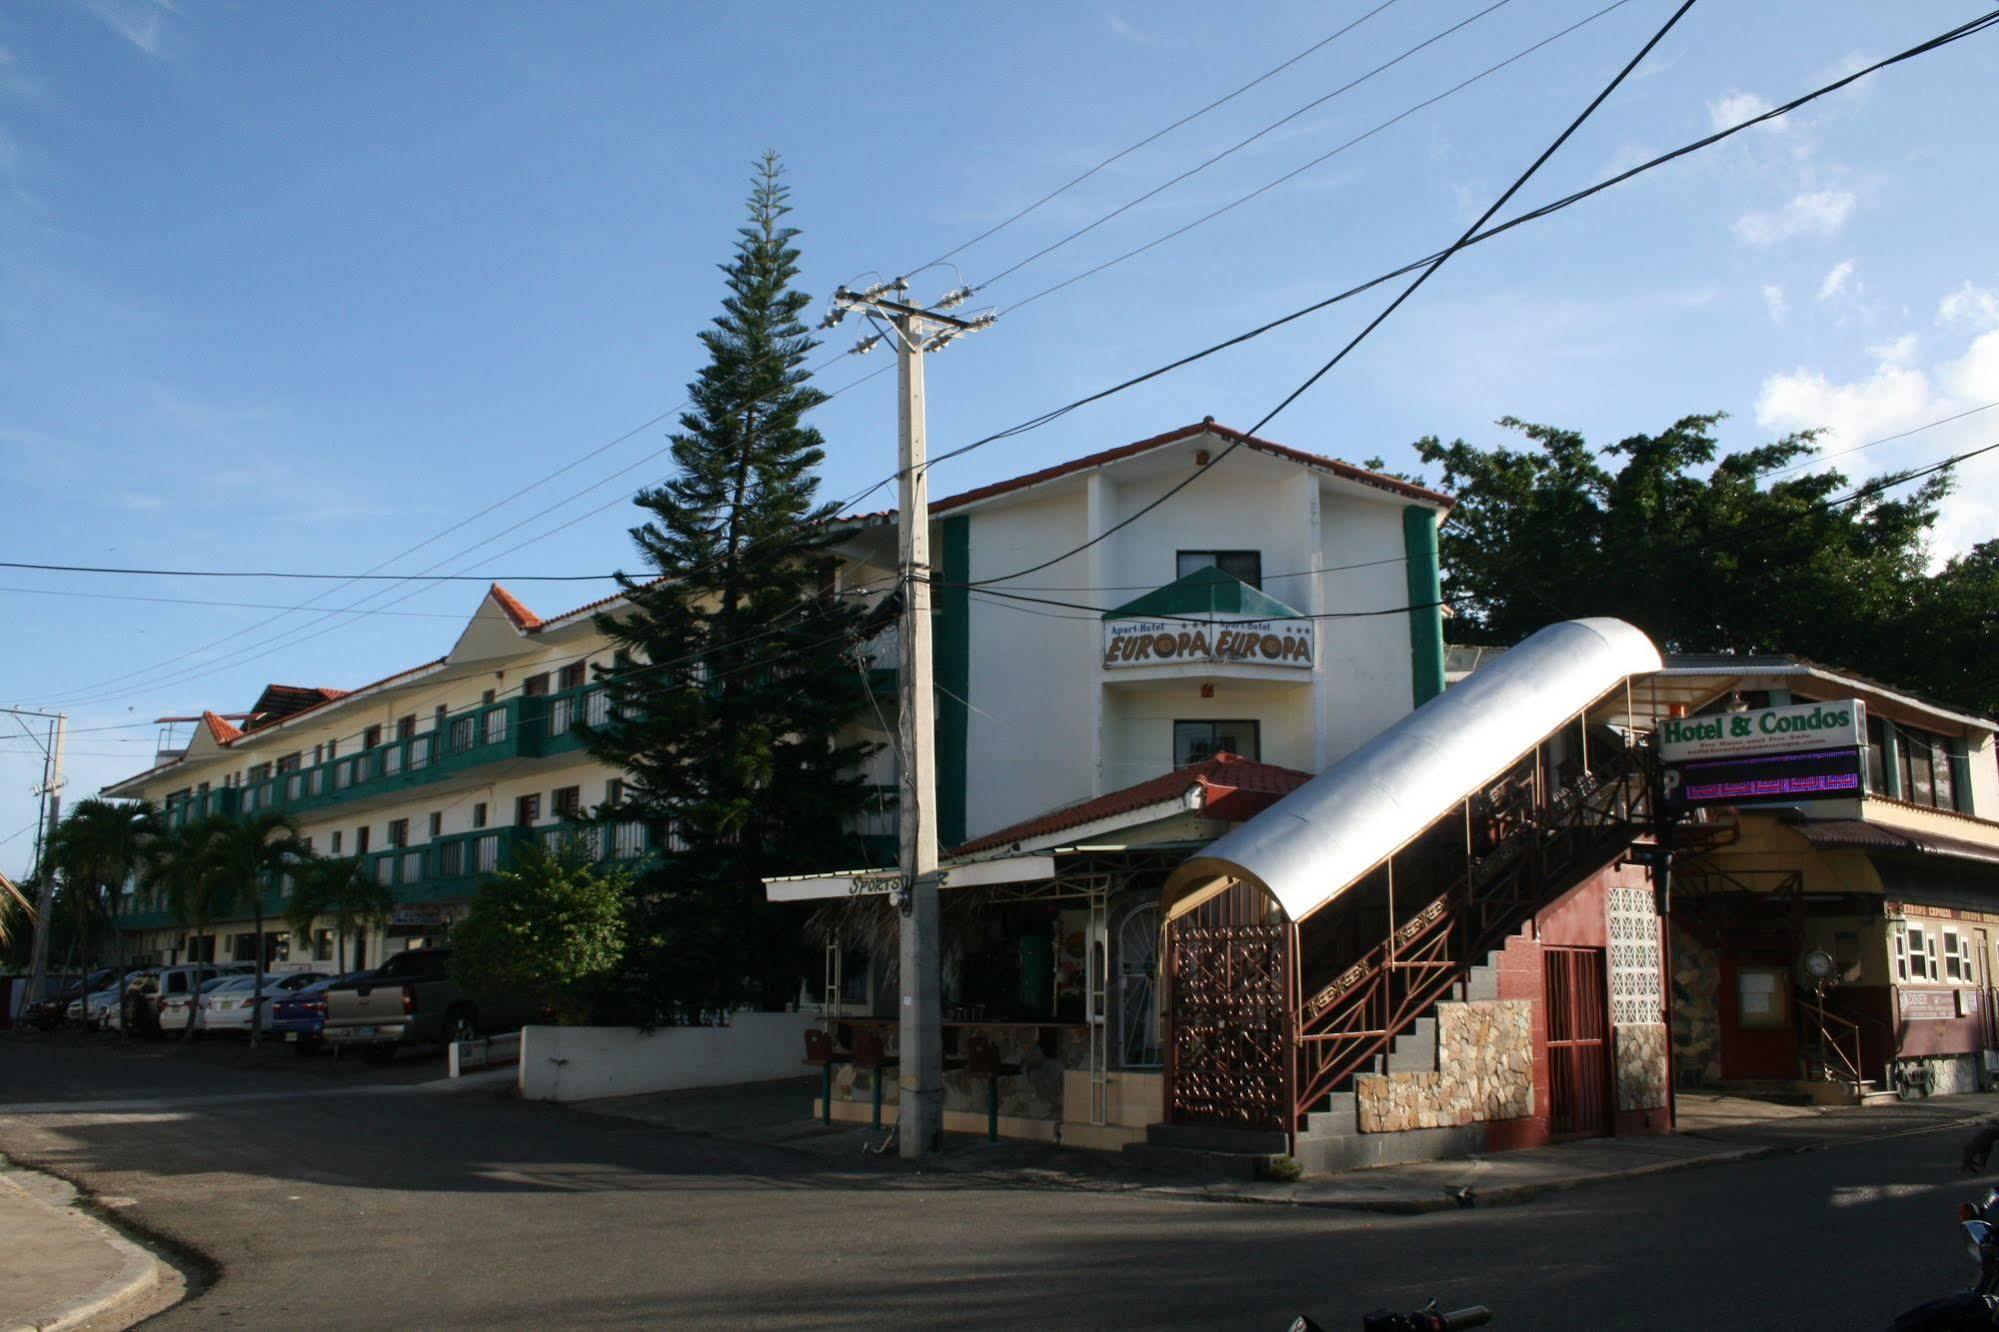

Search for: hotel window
xmin=473 ymin=802 xmax=488 ymax=830
xmin=1893 ymin=723 xmax=1972 ymax=813
xmin=356 ymin=825 xmax=371 ymax=855
xmin=363 ymin=725 xmax=382 ymax=750
xmin=313 ymin=929 xmax=333 ymax=963
xmin=1907 ymin=924 xmax=1939 ymax=981
xmin=1736 ymin=967 xmax=1790 ymax=1029
xmin=330 ymin=830 xmax=343 ymax=855
xmin=277 ymin=752 xmax=301 ymax=774
xmin=515 ymin=794 xmax=541 ymax=827
xmin=429 ymin=811 xmax=443 ymax=839
xmin=553 ymin=786 xmax=582 ymax=820
xmin=1944 ymin=929 xmax=1969 ymax=982
xmin=559 ymin=662 xmax=586 ymax=691
xmin=1176 ymin=550 xmax=1262 ymax=589
xmin=1174 ymin=720 xmax=1260 ymax=767
xmin=387 ymin=818 xmax=409 ymax=849
xmin=523 ymin=672 xmax=551 ymax=698
xmin=396 ymin=714 xmax=416 ymax=742
xmin=482 ymin=689 xmax=496 ymax=705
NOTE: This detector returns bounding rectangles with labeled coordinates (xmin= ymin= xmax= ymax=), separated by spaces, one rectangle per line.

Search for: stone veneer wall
xmin=1670 ymin=924 xmax=1722 ymax=1086
xmin=1614 ymin=1022 xmax=1670 ymax=1111
xmin=1355 ymin=1000 xmax=1533 ymax=1133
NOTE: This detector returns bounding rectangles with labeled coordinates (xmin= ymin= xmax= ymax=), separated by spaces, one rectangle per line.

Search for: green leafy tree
xmin=450 ymin=846 xmax=628 ymax=1025
xmin=48 ymin=798 xmax=158 ymax=972
xmin=1871 ymin=540 xmax=1999 ymax=717
xmin=283 ymin=854 xmax=395 ymax=976
xmin=583 ymin=153 xmax=875 ymax=1024
xmin=1415 ymin=413 xmax=1954 ymax=670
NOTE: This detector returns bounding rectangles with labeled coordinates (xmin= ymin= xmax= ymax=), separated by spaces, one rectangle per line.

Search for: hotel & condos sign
xmin=1103 ymin=617 xmax=1314 ymax=670
xmin=1661 ymin=699 xmax=1867 ymax=807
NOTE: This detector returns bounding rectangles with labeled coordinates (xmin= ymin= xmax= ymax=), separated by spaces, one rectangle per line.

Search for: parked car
xmin=66 ymin=978 xmax=128 ymax=1030
xmin=321 ymin=948 xmax=537 ymax=1062
xmin=128 ymin=963 xmax=250 ymax=1037
xmin=159 ymin=974 xmax=240 ymax=1036
xmin=197 ymin=972 xmax=328 ymax=1035
xmin=25 ymin=968 xmax=118 ymax=1029
xmin=268 ymin=974 xmax=360 ymax=1053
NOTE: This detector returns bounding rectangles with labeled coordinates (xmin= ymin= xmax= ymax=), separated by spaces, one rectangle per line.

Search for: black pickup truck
xmin=320 ymin=947 xmax=535 ymax=1061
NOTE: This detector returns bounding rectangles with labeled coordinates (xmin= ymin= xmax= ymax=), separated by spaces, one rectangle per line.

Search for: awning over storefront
xmin=1162 ymin=617 xmax=1663 ymax=924
xmin=1795 ymin=819 xmax=1999 ymax=867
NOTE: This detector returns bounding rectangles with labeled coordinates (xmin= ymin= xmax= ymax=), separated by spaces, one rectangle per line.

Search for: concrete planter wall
xmin=517 ymin=1012 xmax=818 ymax=1102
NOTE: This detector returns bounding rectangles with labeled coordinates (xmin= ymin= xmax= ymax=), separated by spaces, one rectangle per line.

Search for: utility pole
xmin=825 ymin=279 xmax=993 ymax=1159
xmin=6 ymin=706 xmax=68 ymax=1005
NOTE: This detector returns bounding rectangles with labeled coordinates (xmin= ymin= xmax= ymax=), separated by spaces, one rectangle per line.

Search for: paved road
xmin=0 ymin=1035 xmax=1985 ymax=1329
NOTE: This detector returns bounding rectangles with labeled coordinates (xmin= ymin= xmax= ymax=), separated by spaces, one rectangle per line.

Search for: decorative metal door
xmin=1545 ymin=946 xmax=1612 ymax=1139
xmin=1166 ymin=921 xmax=1291 ymax=1130
xmin=1117 ymin=903 xmax=1162 ymax=1068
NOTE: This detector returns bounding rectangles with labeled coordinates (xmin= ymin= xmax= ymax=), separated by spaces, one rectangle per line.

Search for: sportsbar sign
xmin=1103 ymin=618 xmax=1314 ymax=670
xmin=1658 ymin=699 xmax=1866 ymax=762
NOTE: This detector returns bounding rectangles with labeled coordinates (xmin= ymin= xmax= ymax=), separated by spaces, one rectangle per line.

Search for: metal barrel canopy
xmin=1161 ymin=618 xmax=1663 ymax=925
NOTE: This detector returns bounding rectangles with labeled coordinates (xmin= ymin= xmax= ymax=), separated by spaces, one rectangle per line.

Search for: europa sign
xmin=1103 ymin=617 xmax=1313 ymax=670
xmin=1658 ymin=699 xmax=1866 ymax=762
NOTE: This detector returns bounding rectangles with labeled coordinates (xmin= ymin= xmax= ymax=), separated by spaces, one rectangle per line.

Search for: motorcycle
xmin=1889 ymin=1196 xmax=1999 ymax=1331
xmin=1289 ymin=1300 xmax=1492 ymax=1332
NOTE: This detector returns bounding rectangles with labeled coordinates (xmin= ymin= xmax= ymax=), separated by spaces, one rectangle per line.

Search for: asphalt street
xmin=0 ymin=1035 xmax=1987 ymax=1330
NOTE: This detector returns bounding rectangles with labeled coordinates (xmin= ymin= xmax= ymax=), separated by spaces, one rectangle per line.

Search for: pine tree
xmin=585 ymin=153 xmax=875 ymax=1023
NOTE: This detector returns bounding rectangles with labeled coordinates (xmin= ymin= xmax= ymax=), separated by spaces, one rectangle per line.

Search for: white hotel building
xmin=104 ymin=420 xmax=1451 ymax=978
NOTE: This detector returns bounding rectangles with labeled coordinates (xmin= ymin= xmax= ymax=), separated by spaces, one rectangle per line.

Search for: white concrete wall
xmin=1317 ymin=487 xmax=1418 ymax=764
xmin=961 ymin=486 xmax=1097 ymax=841
xmin=1102 ymin=680 xmax=1316 ymax=787
xmin=516 ymin=1013 xmax=820 ymax=1102
xmin=1966 ymin=730 xmax=1999 ymax=821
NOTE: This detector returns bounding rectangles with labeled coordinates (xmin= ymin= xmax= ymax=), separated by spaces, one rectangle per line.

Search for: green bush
xmin=451 ymin=846 xmax=629 ymax=1025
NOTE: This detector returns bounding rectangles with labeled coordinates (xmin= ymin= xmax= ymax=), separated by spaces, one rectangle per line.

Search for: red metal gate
xmin=1166 ymin=921 xmax=1292 ymax=1130
xmin=1544 ymin=946 xmax=1612 ymax=1139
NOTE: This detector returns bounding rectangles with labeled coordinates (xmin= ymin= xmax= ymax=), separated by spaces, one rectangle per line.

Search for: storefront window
xmin=1737 ymin=968 xmax=1790 ymax=1028
xmin=1906 ymin=924 xmax=1940 ymax=981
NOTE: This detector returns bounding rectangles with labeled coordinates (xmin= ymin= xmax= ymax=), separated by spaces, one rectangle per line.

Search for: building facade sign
xmin=1102 ymin=618 xmax=1314 ymax=670
xmin=1900 ymin=988 xmax=1961 ymax=1021
xmin=1659 ymin=699 xmax=1866 ymax=762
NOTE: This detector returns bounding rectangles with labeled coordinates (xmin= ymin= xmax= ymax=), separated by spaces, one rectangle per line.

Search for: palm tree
xmin=0 ymin=868 xmax=32 ymax=955
xmin=284 ymin=854 xmax=394 ymax=978
xmin=48 ymin=798 xmax=159 ymax=974
xmin=199 ymin=811 xmax=310 ymax=1044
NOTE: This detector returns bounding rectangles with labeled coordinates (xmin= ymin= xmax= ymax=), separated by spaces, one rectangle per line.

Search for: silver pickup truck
xmin=320 ymin=947 xmax=515 ymax=1062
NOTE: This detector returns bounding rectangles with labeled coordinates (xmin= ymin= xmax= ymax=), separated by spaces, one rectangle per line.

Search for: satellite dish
xmin=1803 ymin=947 xmax=1837 ymax=981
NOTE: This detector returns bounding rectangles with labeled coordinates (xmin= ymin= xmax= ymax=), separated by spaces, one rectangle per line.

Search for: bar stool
xmin=966 ymin=1034 xmax=1023 ymax=1143
xmin=802 ymin=1027 xmax=852 ymax=1126
xmin=853 ymin=1027 xmax=900 ymax=1129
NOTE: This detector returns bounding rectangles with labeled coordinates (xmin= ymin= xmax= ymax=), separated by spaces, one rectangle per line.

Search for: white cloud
xmin=1708 ymin=91 xmax=1775 ymax=132
xmin=1818 ymin=259 xmax=1856 ymax=301
xmin=1762 ymin=284 xmax=1788 ymax=324
xmin=1754 ymin=307 xmax=1999 ymax=565
xmin=1733 ymin=190 xmax=1855 ymax=245
xmin=79 ymin=0 xmax=181 ymax=59
xmin=1868 ymin=334 xmax=1918 ymax=366
xmin=1937 ymin=282 xmax=1999 ymax=331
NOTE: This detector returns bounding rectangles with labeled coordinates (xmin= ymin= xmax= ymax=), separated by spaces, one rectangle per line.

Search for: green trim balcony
xmin=161 ymin=786 xmax=241 ymax=831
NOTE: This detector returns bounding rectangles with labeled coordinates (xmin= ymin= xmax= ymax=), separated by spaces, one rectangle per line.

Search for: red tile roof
xmin=488 ymin=582 xmax=543 ymax=632
xmin=200 ymin=711 xmax=244 ymax=745
xmin=951 ymin=752 xmax=1312 ymax=856
xmin=932 ymin=419 xmax=1454 ymax=515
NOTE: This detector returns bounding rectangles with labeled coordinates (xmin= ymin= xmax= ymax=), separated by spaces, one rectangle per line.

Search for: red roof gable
xmin=200 ymin=711 xmax=244 ymax=745
xmin=932 ymin=419 xmax=1453 ymax=515
xmin=951 ymin=752 xmax=1311 ymax=856
xmin=488 ymin=582 xmax=543 ymax=632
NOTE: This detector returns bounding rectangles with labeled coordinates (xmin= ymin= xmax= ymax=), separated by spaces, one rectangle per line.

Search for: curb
xmin=0 ymin=1165 xmax=163 ymax=1332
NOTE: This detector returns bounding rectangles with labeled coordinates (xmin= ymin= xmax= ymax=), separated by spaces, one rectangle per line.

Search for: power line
xmin=906 ymin=0 xmax=1405 ymax=278
xmin=1761 ymin=399 xmax=1999 ymax=481
xmin=0 ymin=562 xmax=620 ymax=583
xmin=970 ymin=0 xmax=1517 ymax=292
xmin=963 ymin=0 xmax=1702 ymax=588
xmin=862 ymin=9 xmax=1999 ymax=518
xmin=1002 ymin=0 xmax=1637 ymax=318
xmin=0 ymin=586 xmax=470 ymax=619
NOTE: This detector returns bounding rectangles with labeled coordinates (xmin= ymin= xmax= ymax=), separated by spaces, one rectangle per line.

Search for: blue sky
xmin=4 ymin=0 xmax=1998 ymax=874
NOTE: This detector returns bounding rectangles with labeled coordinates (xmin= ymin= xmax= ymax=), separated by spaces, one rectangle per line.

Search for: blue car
xmin=268 ymin=974 xmax=359 ymax=1053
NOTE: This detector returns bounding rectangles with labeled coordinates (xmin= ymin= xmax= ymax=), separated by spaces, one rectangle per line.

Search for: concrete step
xmin=1464 ymin=962 xmax=1499 ymax=1002
xmin=1304 ymin=1091 xmax=1358 ymax=1138
xmin=1386 ymin=1016 xmax=1438 ymax=1074
xmin=1293 ymin=1122 xmax=1485 ymax=1174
